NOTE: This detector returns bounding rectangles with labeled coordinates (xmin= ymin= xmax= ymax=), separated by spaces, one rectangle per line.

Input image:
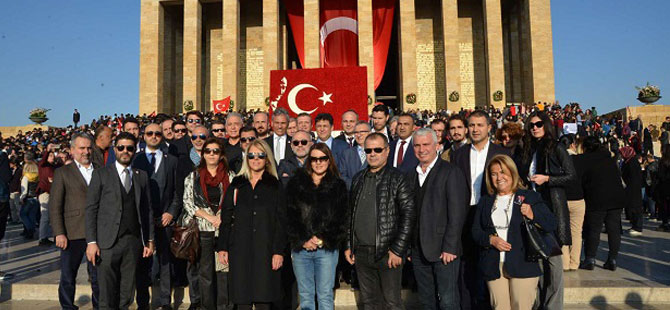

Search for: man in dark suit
xmin=338 ymin=121 xmax=371 ymax=189
xmin=50 ymin=132 xmax=100 ymax=310
xmin=73 ymin=109 xmax=81 ymax=128
xmin=408 ymin=128 xmax=468 ymax=310
xmin=387 ymin=114 xmax=419 ymax=175
xmin=264 ymin=108 xmax=294 ymax=166
xmin=86 ymin=132 xmax=155 ymax=310
xmin=132 ymin=123 xmax=181 ymax=310
xmin=450 ymin=110 xmax=510 ymax=310
xmin=335 ymin=110 xmax=359 ymax=148
xmin=314 ymin=113 xmax=349 ymax=162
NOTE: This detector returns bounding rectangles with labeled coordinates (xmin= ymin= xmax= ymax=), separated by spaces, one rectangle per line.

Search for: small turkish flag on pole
xmin=213 ymin=97 xmax=231 ymax=114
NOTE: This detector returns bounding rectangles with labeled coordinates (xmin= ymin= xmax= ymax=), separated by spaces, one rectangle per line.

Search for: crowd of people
xmin=0 ymin=101 xmax=669 ymax=310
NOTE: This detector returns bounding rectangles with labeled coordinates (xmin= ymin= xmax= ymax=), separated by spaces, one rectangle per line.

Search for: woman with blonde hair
xmin=217 ymin=139 xmax=286 ymax=310
xmin=19 ymin=161 xmax=40 ymax=239
xmin=472 ymin=154 xmax=557 ymax=310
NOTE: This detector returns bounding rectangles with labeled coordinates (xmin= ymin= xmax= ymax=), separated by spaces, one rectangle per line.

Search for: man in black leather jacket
xmin=344 ymin=133 xmax=415 ymax=310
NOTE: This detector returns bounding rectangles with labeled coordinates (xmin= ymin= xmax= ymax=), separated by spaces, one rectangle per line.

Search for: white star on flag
xmin=318 ymin=92 xmax=333 ymax=106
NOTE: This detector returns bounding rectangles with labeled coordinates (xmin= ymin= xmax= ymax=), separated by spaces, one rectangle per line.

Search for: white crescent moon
xmin=287 ymin=84 xmax=319 ymax=114
xmin=215 ymin=102 xmax=225 ymax=111
xmin=320 ymin=17 xmax=358 ymax=46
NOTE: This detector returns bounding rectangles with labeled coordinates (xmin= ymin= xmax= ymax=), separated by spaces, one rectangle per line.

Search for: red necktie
xmin=396 ymin=140 xmax=406 ymax=167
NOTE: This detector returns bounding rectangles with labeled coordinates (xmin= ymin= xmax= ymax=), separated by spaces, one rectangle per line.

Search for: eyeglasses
xmin=187 ymin=119 xmax=201 ymax=124
xmin=174 ymin=128 xmax=187 ymax=133
xmin=116 ymin=145 xmax=136 ymax=153
xmin=247 ymin=152 xmax=267 ymax=160
xmin=310 ymin=156 xmax=329 ymax=163
xmin=191 ymin=134 xmax=207 ymax=140
xmin=204 ymin=148 xmax=221 ymax=155
xmin=145 ymin=131 xmax=162 ymax=137
xmin=292 ymin=140 xmax=310 ymax=146
xmin=354 ymin=130 xmax=370 ymax=135
xmin=530 ymin=121 xmax=544 ymax=129
xmin=364 ymin=147 xmax=385 ymax=154
xmin=240 ymin=137 xmax=256 ymax=143
xmin=212 ymin=128 xmax=225 ymax=133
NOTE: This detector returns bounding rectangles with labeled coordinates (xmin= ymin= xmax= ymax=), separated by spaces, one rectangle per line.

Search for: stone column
xmin=263 ymin=0 xmax=280 ymax=100
xmin=441 ymin=0 xmax=460 ymax=112
xmin=357 ymin=0 xmax=375 ymax=104
xmin=525 ymin=0 xmax=555 ymax=104
xmin=222 ymin=0 xmax=240 ymax=109
xmin=139 ymin=0 xmax=163 ymax=115
xmin=398 ymin=0 xmax=417 ymax=111
xmin=483 ymin=0 xmax=506 ymax=108
xmin=304 ymin=0 xmax=320 ymax=68
xmin=183 ymin=0 xmax=202 ymax=112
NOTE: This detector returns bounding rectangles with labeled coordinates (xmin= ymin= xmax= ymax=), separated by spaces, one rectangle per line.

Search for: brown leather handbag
xmin=171 ymin=218 xmax=200 ymax=263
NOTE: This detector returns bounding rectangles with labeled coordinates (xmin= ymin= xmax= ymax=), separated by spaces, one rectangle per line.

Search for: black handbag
xmin=522 ymin=216 xmax=562 ymax=261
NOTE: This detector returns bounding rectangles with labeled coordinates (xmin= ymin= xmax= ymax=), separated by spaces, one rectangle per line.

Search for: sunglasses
xmin=364 ymin=147 xmax=385 ymax=154
xmin=116 ymin=145 xmax=136 ymax=153
xmin=247 ymin=152 xmax=267 ymax=160
xmin=212 ymin=128 xmax=225 ymax=133
xmin=292 ymin=140 xmax=310 ymax=146
xmin=310 ymin=155 xmax=329 ymax=163
xmin=204 ymin=148 xmax=221 ymax=155
xmin=191 ymin=134 xmax=207 ymax=140
xmin=240 ymin=137 xmax=256 ymax=143
xmin=145 ymin=131 xmax=162 ymax=137
xmin=530 ymin=121 xmax=544 ymax=129
xmin=174 ymin=128 xmax=187 ymax=133
xmin=187 ymin=119 xmax=201 ymax=124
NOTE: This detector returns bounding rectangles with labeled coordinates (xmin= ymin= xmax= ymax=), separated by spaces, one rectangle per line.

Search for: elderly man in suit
xmin=408 ymin=128 xmax=468 ymax=309
xmin=86 ymin=132 xmax=154 ymax=310
xmin=50 ymin=132 xmax=101 ymax=310
xmin=451 ymin=110 xmax=510 ymax=310
xmin=338 ymin=121 xmax=371 ymax=189
xmin=132 ymin=123 xmax=181 ymax=310
xmin=388 ymin=113 xmax=419 ymax=175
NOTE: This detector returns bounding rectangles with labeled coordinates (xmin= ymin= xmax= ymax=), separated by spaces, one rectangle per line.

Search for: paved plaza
xmin=1 ymin=219 xmax=669 ymax=309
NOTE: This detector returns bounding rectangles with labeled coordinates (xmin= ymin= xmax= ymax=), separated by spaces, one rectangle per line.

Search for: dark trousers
xmin=583 ymin=209 xmax=622 ymax=260
xmin=187 ymin=258 xmax=201 ymax=306
xmin=626 ymin=205 xmax=644 ymax=232
xmin=0 ymin=201 xmax=8 ymax=241
xmin=237 ymin=303 xmax=270 ymax=310
xmin=354 ymin=245 xmax=404 ymax=310
xmin=460 ymin=206 xmax=490 ymax=310
xmin=273 ymin=253 xmax=298 ymax=310
xmin=136 ymin=225 xmax=173 ymax=308
xmin=412 ymin=248 xmax=460 ymax=310
xmin=198 ymin=232 xmax=231 ymax=310
xmin=98 ymin=234 xmax=142 ymax=310
xmin=59 ymin=239 xmax=100 ymax=310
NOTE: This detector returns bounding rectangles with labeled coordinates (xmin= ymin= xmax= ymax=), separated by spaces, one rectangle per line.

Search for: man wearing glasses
xmin=185 ymin=111 xmax=204 ymax=135
xmin=171 ymin=121 xmax=188 ymax=141
xmin=210 ymin=120 xmax=226 ymax=139
xmin=229 ymin=126 xmax=258 ymax=173
xmin=338 ymin=121 xmax=371 ymax=189
xmin=344 ymin=133 xmax=415 ymax=310
xmin=189 ymin=126 xmax=209 ymax=166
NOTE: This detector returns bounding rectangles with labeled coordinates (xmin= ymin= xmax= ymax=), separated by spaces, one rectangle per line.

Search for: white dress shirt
xmin=75 ymin=160 xmax=94 ymax=185
xmin=393 ymin=137 xmax=412 ymax=168
xmin=416 ymin=155 xmax=439 ymax=187
xmin=115 ymin=161 xmax=133 ymax=188
xmin=273 ymin=134 xmax=287 ymax=163
xmin=529 ymin=151 xmax=538 ymax=191
xmin=145 ymin=147 xmax=163 ymax=173
xmin=469 ymin=141 xmax=490 ymax=205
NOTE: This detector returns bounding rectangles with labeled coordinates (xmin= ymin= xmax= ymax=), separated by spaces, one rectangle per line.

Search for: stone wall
xmin=415 ymin=0 xmax=446 ymax=111
xmin=239 ymin=0 xmax=265 ymax=111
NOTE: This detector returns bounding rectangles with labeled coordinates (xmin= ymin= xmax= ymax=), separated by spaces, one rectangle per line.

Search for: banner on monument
xmin=269 ymin=67 xmax=368 ymax=130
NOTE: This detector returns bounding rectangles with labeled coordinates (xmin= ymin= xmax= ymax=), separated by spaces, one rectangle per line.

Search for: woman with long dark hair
xmin=654 ymin=146 xmax=670 ymax=231
xmin=620 ymin=146 xmax=644 ymax=236
xmin=286 ymin=143 xmax=347 ymax=310
xmin=182 ymin=138 xmax=231 ymax=310
xmin=518 ymin=111 xmax=576 ymax=309
xmin=558 ymin=134 xmax=586 ymax=271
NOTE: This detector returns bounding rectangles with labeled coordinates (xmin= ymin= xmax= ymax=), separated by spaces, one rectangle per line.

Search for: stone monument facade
xmin=139 ymin=0 xmax=556 ymax=114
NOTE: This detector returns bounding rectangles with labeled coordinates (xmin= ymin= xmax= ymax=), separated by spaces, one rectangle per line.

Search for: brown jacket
xmin=49 ymin=162 xmax=97 ymax=240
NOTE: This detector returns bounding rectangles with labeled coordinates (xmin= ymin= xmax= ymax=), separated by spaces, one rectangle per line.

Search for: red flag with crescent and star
xmin=320 ymin=0 xmax=358 ymax=68
xmin=212 ymin=97 xmax=231 ymax=114
xmin=269 ymin=67 xmax=368 ymax=130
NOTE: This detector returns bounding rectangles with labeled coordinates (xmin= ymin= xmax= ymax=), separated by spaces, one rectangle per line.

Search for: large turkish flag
xmin=269 ymin=67 xmax=368 ymax=130
xmin=320 ymin=0 xmax=358 ymax=68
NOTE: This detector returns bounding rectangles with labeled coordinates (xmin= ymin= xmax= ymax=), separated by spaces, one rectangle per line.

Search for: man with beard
xmin=86 ymin=132 xmax=154 ymax=310
xmin=211 ymin=120 xmax=227 ymax=139
xmin=277 ymin=130 xmax=313 ymax=187
xmin=371 ymin=105 xmax=391 ymax=140
xmin=444 ymin=115 xmax=468 ymax=162
xmin=253 ymin=111 xmax=271 ymax=139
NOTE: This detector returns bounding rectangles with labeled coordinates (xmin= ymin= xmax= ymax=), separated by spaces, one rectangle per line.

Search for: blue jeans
xmin=291 ymin=249 xmax=338 ymax=310
xmin=20 ymin=198 xmax=39 ymax=234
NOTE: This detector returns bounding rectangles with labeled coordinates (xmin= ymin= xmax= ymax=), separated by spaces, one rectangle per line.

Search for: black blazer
xmin=132 ymin=150 xmax=181 ymax=219
xmin=387 ymin=138 xmax=419 ymax=174
xmin=450 ymin=141 xmax=511 ymax=202
xmin=408 ymin=158 xmax=469 ymax=260
xmin=471 ymin=189 xmax=557 ymax=281
xmin=85 ymin=165 xmax=154 ymax=249
xmin=264 ymin=134 xmax=295 ymax=166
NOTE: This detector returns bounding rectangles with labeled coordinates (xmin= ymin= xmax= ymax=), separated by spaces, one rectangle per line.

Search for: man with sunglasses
xmin=344 ymin=133 xmax=415 ymax=310
xmin=228 ymin=126 xmax=257 ymax=173
xmin=189 ymin=126 xmax=209 ymax=166
xmin=210 ymin=120 xmax=227 ymax=139
xmin=450 ymin=110 xmax=509 ymax=310
xmin=85 ymin=132 xmax=154 ymax=310
xmin=132 ymin=123 xmax=181 ymax=310
xmin=277 ymin=130 xmax=313 ymax=187
xmin=264 ymin=108 xmax=294 ymax=166
xmin=171 ymin=121 xmax=188 ymax=141
xmin=185 ymin=111 xmax=204 ymax=135
xmin=338 ymin=121 xmax=371 ymax=189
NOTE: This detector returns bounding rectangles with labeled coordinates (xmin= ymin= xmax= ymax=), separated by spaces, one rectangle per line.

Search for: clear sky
xmin=0 ymin=0 xmax=669 ymax=127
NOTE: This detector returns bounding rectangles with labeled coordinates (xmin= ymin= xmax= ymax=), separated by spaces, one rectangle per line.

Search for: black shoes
xmin=603 ymin=259 xmax=617 ymax=271
xmin=38 ymin=238 xmax=55 ymax=246
xmin=579 ymin=258 xmax=596 ymax=270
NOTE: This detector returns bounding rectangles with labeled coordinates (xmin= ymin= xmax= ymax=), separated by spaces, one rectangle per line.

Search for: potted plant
xmin=636 ymin=83 xmax=661 ymax=104
xmin=29 ymin=108 xmax=51 ymax=125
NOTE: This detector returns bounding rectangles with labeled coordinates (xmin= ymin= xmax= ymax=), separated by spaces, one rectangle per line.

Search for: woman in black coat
xmin=654 ymin=146 xmax=670 ymax=231
xmin=472 ymin=154 xmax=557 ymax=310
xmin=286 ymin=143 xmax=348 ymax=310
xmin=578 ymin=136 xmax=624 ymax=271
xmin=217 ymin=139 xmax=287 ymax=310
xmin=620 ymin=146 xmax=644 ymax=235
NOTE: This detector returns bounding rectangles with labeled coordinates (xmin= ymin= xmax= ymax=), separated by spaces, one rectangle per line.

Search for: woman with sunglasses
xmin=217 ymin=139 xmax=287 ymax=310
xmin=182 ymin=137 xmax=231 ymax=310
xmin=285 ymin=143 xmax=347 ymax=310
xmin=517 ymin=111 xmax=576 ymax=309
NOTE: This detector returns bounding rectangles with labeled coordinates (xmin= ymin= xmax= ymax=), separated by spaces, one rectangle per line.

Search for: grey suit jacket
xmin=49 ymin=162 xmax=98 ymax=240
xmin=85 ymin=165 xmax=154 ymax=249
